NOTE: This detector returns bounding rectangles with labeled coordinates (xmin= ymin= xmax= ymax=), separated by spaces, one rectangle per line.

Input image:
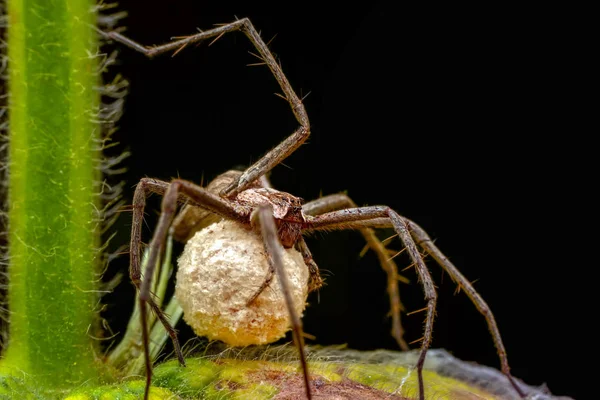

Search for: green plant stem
xmin=1 ymin=0 xmax=101 ymax=387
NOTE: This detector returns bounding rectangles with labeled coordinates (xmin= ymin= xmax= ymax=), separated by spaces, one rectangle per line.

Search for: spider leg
xmin=247 ymin=236 xmax=321 ymax=307
xmin=295 ymin=237 xmax=324 ymax=293
xmin=131 ymin=178 xmax=246 ymax=400
xmin=307 ymin=206 xmax=436 ymax=400
xmin=407 ymin=221 xmax=526 ymax=398
xmin=172 ymin=170 xmax=274 ymax=242
xmin=100 ymin=18 xmax=309 ymax=196
xmin=303 ymin=194 xmax=409 ymax=350
xmin=245 ymin=259 xmax=276 ymax=306
xmin=308 ymin=209 xmax=526 ymax=399
xmin=130 ymin=179 xmax=186 ymax=382
xmin=254 ymin=205 xmax=312 ymax=400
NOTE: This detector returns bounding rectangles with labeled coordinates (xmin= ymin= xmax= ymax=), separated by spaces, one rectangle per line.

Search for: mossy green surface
xmin=63 ymin=355 xmax=504 ymax=400
xmin=64 ymin=381 xmax=177 ymax=400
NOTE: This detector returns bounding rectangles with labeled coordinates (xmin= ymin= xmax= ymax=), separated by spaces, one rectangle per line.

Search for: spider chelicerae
xmin=102 ymin=17 xmax=525 ymax=400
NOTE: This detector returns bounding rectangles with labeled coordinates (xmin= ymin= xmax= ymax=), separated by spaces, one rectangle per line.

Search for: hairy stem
xmin=1 ymin=0 xmax=102 ymax=387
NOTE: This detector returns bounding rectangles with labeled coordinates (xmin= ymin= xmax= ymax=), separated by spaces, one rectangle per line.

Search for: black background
xmin=101 ymin=2 xmax=588 ymax=399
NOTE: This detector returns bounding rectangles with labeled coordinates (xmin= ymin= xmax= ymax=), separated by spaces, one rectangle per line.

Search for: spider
xmin=102 ymin=17 xmax=525 ymax=400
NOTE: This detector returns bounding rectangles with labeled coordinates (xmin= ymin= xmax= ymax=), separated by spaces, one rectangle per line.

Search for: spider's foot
xmin=308 ymin=273 xmax=324 ymax=293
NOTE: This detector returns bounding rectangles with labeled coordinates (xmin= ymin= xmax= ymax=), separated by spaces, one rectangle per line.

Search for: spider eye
xmin=298 ymin=197 xmax=304 ymax=204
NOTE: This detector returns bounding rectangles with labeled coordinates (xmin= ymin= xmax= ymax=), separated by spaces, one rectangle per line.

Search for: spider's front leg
xmin=130 ymin=178 xmax=241 ymax=400
xmin=100 ymin=18 xmax=310 ymax=196
xmin=253 ymin=205 xmax=312 ymax=399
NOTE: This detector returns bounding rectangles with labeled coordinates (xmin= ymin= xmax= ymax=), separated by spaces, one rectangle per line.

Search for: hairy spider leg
xmin=308 ymin=206 xmax=437 ymax=400
xmin=245 ymin=233 xmax=325 ymax=308
xmin=302 ymin=194 xmax=410 ymax=351
xmin=131 ymin=178 xmax=240 ymax=400
xmin=99 ymin=18 xmax=310 ymax=198
xmin=129 ymin=180 xmax=186 ymax=371
xmin=408 ymin=222 xmax=526 ymax=397
xmin=308 ymin=208 xmax=526 ymax=399
xmin=294 ymin=237 xmax=324 ymax=294
xmin=254 ymin=205 xmax=312 ymax=399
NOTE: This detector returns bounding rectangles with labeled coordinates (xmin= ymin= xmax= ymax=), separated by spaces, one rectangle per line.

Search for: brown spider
xmin=102 ymin=18 xmax=525 ymax=400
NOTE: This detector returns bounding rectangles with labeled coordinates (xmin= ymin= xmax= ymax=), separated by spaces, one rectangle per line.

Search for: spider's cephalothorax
xmin=237 ymin=187 xmax=306 ymax=248
xmin=174 ymin=169 xmax=308 ymax=252
xmin=106 ymin=16 xmax=526 ymax=400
